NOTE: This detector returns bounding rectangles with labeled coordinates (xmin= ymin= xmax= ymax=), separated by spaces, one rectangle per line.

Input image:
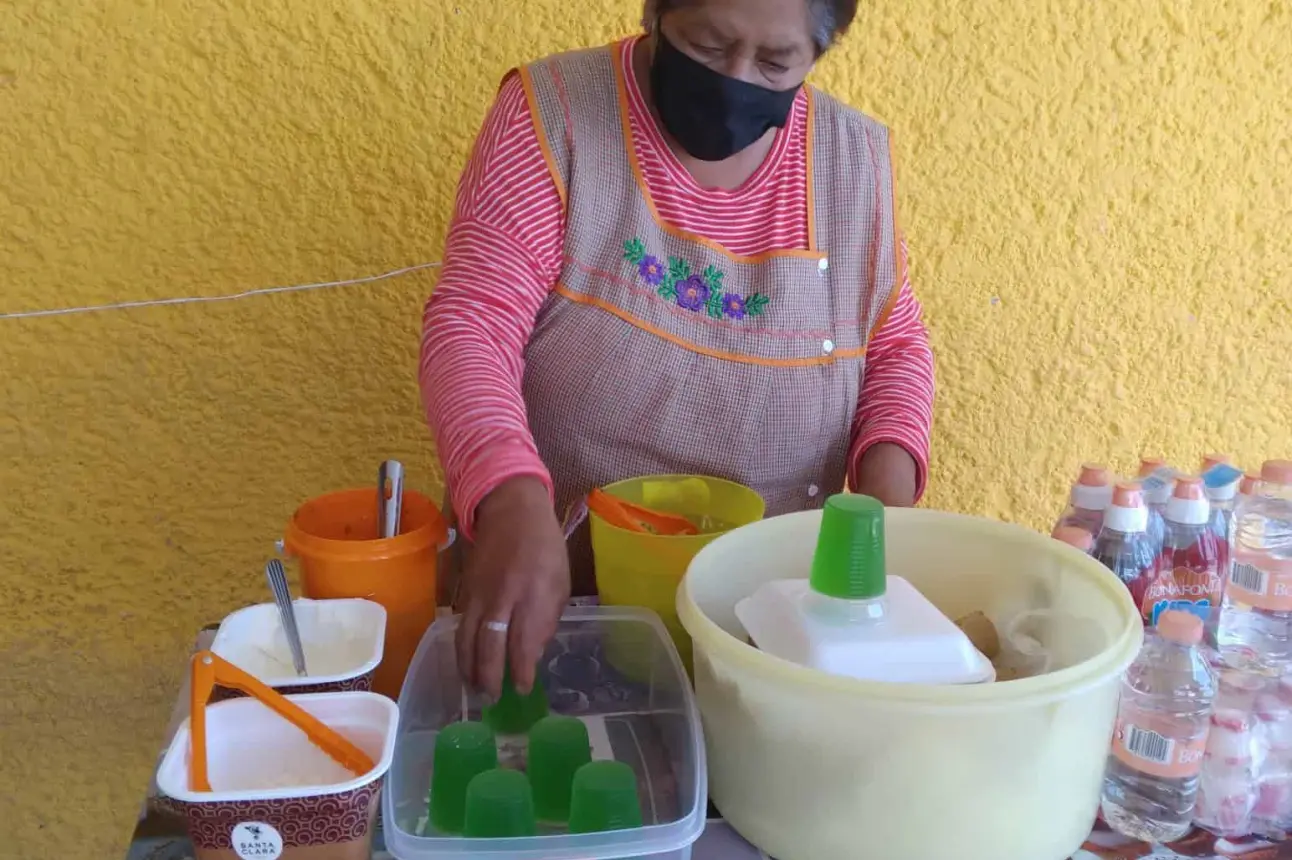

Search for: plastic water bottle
xmin=1102 ymin=610 xmax=1217 ymax=843
xmin=1201 ymin=455 xmax=1240 ymax=579
xmin=1056 ymin=463 xmax=1114 ymax=537
xmin=1093 ymin=482 xmax=1157 ymax=617
xmin=1216 ymin=460 xmax=1292 ymax=676
xmin=1142 ymin=477 xmax=1221 ymax=629
xmin=1138 ymin=458 xmax=1176 ymax=558
xmin=1238 ymin=472 xmax=1261 ymax=510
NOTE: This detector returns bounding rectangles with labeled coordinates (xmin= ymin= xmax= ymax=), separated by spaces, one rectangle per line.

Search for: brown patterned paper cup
xmin=208 ymin=671 xmax=374 ymax=704
xmin=155 ymin=692 xmax=398 ymax=860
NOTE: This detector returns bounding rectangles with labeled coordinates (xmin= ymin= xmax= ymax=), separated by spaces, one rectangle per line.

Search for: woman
xmin=420 ymin=0 xmax=935 ymax=699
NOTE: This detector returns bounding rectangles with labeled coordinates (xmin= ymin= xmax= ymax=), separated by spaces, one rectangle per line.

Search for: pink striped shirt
xmin=421 ymin=38 xmax=935 ymax=537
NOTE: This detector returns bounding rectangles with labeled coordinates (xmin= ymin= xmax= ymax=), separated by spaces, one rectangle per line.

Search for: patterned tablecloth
xmin=124 ymin=629 xmax=1292 ymax=860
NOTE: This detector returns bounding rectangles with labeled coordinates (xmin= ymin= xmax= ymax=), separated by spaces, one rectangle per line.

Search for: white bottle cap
xmin=1165 ymin=477 xmax=1211 ymax=526
xmin=1103 ymin=482 xmax=1149 ymax=533
xmin=1070 ymin=464 xmax=1114 ymax=511
xmin=1206 ymin=481 xmax=1238 ymax=502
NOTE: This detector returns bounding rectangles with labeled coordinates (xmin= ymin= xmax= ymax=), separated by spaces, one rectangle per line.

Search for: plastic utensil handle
xmin=187 ymin=651 xmax=376 ymax=792
xmin=379 ymin=460 xmax=405 ymax=539
xmin=265 ymin=559 xmax=307 ymax=676
xmin=586 ymin=488 xmax=699 ymax=536
xmin=618 ymin=496 xmax=700 ymax=535
xmin=562 ymin=497 xmax=590 ymax=540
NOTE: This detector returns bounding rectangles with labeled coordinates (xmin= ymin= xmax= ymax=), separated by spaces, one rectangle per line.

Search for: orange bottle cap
xmin=1172 ymin=476 xmax=1206 ymax=501
xmin=1138 ymin=457 xmax=1166 ymax=478
xmin=1051 ymin=525 xmax=1093 ymax=551
xmin=1202 ymin=454 xmax=1233 ymax=473
xmin=1112 ymin=481 xmax=1145 ymax=508
xmin=1157 ymin=610 xmax=1203 ymax=646
xmin=1261 ymin=460 xmax=1292 ymax=485
xmin=1078 ymin=464 xmax=1110 ymax=487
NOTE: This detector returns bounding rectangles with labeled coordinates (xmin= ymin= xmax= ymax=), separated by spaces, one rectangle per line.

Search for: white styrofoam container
xmin=734 ymin=575 xmax=996 ymax=684
xmin=211 ymin=598 xmax=386 ymax=694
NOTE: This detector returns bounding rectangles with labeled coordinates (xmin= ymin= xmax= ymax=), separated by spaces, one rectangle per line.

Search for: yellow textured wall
xmin=1 ymin=0 xmax=1289 ymax=854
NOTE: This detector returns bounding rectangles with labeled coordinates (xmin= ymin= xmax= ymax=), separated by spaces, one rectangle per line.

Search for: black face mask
xmin=649 ymin=32 xmax=800 ymax=162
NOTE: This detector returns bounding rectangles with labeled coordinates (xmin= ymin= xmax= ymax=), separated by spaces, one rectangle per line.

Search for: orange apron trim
xmin=553 ymin=283 xmax=866 ymax=367
xmin=516 ymin=65 xmax=569 ymax=211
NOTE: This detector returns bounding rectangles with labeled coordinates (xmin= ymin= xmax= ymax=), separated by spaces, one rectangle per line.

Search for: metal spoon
xmin=378 ymin=460 xmax=405 ymax=539
xmin=265 ymin=559 xmax=307 ymax=677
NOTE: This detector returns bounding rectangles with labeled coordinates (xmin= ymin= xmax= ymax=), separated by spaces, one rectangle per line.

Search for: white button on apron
xmin=822 ymin=339 xmax=835 ymax=355
xmin=818 ymin=257 xmax=829 ymax=272
xmin=808 ymin=484 xmax=820 ymax=498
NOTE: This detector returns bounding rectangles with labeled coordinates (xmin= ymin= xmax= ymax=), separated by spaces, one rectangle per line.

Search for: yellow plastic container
xmin=678 ymin=508 xmax=1142 ymax=860
xmin=591 ymin=475 xmax=765 ymax=674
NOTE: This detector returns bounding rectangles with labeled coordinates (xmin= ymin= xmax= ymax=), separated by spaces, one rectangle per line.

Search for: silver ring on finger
xmin=483 ymin=619 xmax=510 ymax=634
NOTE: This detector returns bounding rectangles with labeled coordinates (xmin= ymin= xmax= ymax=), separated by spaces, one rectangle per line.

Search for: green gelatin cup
xmin=462 ymin=768 xmax=538 ymax=838
xmin=568 ymin=760 xmax=643 ymax=834
xmin=527 ymin=715 xmax=592 ymax=823
xmin=428 ymin=721 xmax=498 ymax=834
xmin=483 ymin=663 xmax=549 ymax=735
xmin=810 ymin=494 xmax=886 ymax=601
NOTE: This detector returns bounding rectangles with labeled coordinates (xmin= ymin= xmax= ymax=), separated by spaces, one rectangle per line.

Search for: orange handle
xmin=586 ymin=489 xmax=700 ymax=536
xmin=188 ymin=651 xmax=376 ymax=792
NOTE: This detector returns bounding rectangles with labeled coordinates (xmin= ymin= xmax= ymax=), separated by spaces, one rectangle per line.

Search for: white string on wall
xmin=0 ymin=261 xmax=442 ymax=321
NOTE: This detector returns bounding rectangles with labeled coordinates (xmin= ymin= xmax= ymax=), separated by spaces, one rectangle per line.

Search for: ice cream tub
xmin=210 ymin=598 xmax=386 ymax=700
xmin=156 ymin=683 xmax=399 ymax=860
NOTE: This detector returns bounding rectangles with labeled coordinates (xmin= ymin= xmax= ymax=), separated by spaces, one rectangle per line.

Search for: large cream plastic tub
xmin=677 ymin=508 xmax=1143 ymax=860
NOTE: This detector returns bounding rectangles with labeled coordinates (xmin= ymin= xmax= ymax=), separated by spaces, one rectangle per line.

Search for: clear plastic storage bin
xmin=383 ymin=606 xmax=706 ymax=860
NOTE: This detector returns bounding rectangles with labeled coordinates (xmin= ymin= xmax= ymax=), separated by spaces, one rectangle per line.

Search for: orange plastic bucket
xmin=282 ymin=488 xmax=450 ymax=699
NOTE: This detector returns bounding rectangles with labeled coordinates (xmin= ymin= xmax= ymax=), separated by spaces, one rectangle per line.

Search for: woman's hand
xmin=455 ymin=476 xmax=571 ymax=701
xmin=853 ymin=442 xmax=919 ymax=507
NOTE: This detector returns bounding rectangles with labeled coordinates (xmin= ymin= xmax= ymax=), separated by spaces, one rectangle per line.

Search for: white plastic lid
xmin=1104 ymin=503 xmax=1149 ymax=533
xmin=1166 ymin=478 xmax=1211 ymax=526
xmin=1102 ymin=482 xmax=1148 ymax=533
xmin=1069 ymin=464 xmax=1114 ymax=511
xmin=1206 ymin=481 xmax=1238 ymax=502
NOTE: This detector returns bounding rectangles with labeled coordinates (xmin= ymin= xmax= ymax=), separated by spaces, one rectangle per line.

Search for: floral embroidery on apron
xmin=623 ymin=238 xmax=771 ymax=320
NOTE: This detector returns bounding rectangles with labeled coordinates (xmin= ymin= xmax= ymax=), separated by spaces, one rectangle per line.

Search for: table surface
xmin=123 ymin=630 xmax=1292 ymax=860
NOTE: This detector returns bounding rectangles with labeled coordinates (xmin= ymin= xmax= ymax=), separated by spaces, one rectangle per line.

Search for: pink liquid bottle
xmin=1137 ymin=456 xmax=1175 ymax=557
xmin=1093 ymin=482 xmax=1157 ymax=617
xmin=1056 ymin=463 xmax=1114 ymax=539
xmin=1144 ymin=477 xmax=1220 ymax=630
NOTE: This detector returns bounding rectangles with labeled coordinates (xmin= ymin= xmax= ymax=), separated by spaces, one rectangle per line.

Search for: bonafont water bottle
xmin=1101 ymin=610 xmax=1218 ymax=842
xmin=1217 ymin=461 xmax=1292 ymax=675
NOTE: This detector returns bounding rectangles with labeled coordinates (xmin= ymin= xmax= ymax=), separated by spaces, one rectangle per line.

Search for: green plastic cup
xmin=462 ymin=768 xmax=538 ymax=838
xmin=568 ymin=760 xmax=643 ymax=834
xmin=527 ymin=715 xmax=592 ymax=823
xmin=810 ymin=494 xmax=886 ymax=601
xmin=483 ymin=663 xmax=549 ymax=735
xmin=428 ymin=721 xmax=498 ymax=834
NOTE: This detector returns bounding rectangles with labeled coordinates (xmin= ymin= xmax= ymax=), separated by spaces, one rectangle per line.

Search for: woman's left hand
xmin=853 ymin=442 xmax=918 ymax=507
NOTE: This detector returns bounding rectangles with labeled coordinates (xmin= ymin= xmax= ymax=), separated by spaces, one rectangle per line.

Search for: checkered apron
xmin=448 ymin=43 xmax=901 ymax=598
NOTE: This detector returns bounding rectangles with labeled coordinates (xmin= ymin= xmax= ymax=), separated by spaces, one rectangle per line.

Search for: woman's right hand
xmin=455 ymin=475 xmax=571 ymax=701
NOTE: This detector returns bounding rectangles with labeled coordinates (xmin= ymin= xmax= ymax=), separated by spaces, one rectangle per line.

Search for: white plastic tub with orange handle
xmin=677 ymin=507 xmax=1143 ymax=860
